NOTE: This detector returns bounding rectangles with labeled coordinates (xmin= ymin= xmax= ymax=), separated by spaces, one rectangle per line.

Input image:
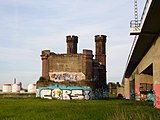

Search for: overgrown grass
xmin=0 ymin=98 xmax=160 ymax=120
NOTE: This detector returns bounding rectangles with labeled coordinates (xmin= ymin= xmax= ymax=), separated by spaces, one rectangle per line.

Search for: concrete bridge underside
xmin=123 ymin=0 xmax=160 ymax=108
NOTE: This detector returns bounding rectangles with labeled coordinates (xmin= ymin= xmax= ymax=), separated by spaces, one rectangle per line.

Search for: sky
xmin=0 ymin=0 xmax=146 ymax=89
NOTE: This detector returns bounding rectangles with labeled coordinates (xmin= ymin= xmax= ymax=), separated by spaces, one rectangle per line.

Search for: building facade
xmin=39 ymin=35 xmax=107 ymax=90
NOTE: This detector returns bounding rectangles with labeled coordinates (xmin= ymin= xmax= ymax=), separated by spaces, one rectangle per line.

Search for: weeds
xmin=0 ymin=98 xmax=159 ymax=120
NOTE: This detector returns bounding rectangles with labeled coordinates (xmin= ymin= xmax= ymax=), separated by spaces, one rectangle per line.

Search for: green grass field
xmin=0 ymin=98 xmax=160 ymax=120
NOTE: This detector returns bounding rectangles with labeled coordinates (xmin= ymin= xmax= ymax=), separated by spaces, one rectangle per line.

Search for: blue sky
xmin=0 ymin=0 xmax=146 ymax=89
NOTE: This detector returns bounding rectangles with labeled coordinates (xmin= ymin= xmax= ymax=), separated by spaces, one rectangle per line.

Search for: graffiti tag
xmin=50 ymin=73 xmax=78 ymax=81
xmin=40 ymin=89 xmax=91 ymax=100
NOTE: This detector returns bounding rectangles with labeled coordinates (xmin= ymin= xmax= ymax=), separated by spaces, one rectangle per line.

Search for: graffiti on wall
xmin=50 ymin=73 xmax=78 ymax=80
xmin=37 ymin=84 xmax=92 ymax=100
xmin=155 ymin=84 xmax=160 ymax=108
xmin=49 ymin=72 xmax=85 ymax=82
xmin=37 ymin=84 xmax=109 ymax=100
xmin=40 ymin=90 xmax=52 ymax=99
xmin=40 ymin=89 xmax=91 ymax=100
xmin=92 ymin=88 xmax=109 ymax=99
xmin=135 ymin=82 xmax=153 ymax=101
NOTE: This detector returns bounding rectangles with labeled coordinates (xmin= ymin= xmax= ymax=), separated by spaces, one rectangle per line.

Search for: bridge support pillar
xmin=135 ymin=74 xmax=153 ymax=100
xmin=153 ymin=56 xmax=160 ymax=108
xmin=124 ymin=78 xmax=130 ymax=99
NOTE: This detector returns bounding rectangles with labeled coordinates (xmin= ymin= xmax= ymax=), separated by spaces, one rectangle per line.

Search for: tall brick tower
xmin=82 ymin=49 xmax=93 ymax=80
xmin=66 ymin=35 xmax=78 ymax=54
xmin=41 ymin=50 xmax=50 ymax=79
xmin=95 ymin=35 xmax=107 ymax=86
xmin=95 ymin=35 xmax=106 ymax=66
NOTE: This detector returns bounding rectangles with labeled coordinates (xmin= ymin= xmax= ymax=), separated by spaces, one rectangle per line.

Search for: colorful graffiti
xmin=155 ymin=84 xmax=160 ymax=108
xmin=145 ymin=93 xmax=154 ymax=101
xmin=37 ymin=84 xmax=109 ymax=100
xmin=37 ymin=84 xmax=92 ymax=100
xmin=135 ymin=82 xmax=153 ymax=101
xmin=49 ymin=72 xmax=85 ymax=82
xmin=92 ymin=88 xmax=109 ymax=99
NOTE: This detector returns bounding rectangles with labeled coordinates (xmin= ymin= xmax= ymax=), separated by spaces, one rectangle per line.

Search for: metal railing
xmin=130 ymin=0 xmax=151 ymax=29
xmin=128 ymin=0 xmax=152 ymax=60
xmin=130 ymin=20 xmax=141 ymax=28
xmin=140 ymin=0 xmax=151 ymax=23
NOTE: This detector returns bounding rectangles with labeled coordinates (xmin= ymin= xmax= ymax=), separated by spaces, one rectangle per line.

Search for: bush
xmin=38 ymin=76 xmax=46 ymax=82
xmin=117 ymin=94 xmax=123 ymax=99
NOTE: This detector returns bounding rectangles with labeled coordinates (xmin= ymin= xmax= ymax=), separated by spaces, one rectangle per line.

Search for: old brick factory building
xmin=39 ymin=35 xmax=107 ymax=90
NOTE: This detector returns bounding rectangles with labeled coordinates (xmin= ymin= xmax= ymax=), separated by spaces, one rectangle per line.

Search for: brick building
xmin=40 ymin=35 xmax=107 ymax=90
